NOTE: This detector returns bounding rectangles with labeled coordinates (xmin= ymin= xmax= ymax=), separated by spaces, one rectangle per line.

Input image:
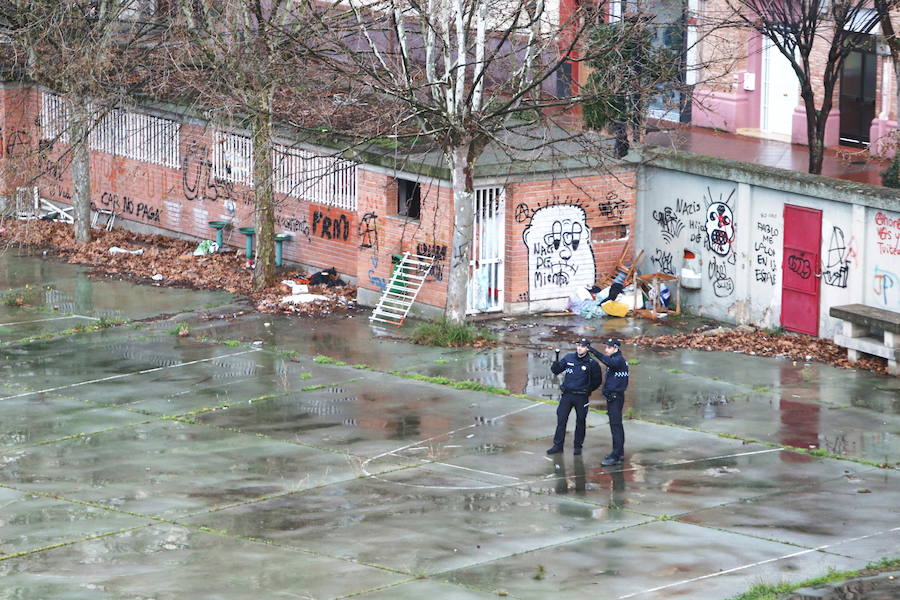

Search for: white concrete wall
xmin=638 ymin=165 xmax=891 ymax=338
xmin=866 ymin=207 xmax=900 ymax=311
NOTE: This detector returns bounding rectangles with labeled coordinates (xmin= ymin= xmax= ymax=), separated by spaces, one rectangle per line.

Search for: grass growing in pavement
xmin=1 ymin=316 xmax=128 ymax=347
xmin=313 ymin=355 xmax=347 ymax=366
xmin=727 ymin=557 xmax=900 ymax=600
xmin=2 ymin=284 xmax=48 ymax=307
xmin=410 ymin=317 xmax=495 ymax=347
xmin=223 ymin=340 xmax=241 ymax=347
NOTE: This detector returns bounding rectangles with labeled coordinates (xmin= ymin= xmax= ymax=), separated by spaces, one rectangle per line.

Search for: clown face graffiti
xmin=706 ymin=202 xmax=735 ymax=256
xmin=522 ymin=204 xmax=595 ymax=301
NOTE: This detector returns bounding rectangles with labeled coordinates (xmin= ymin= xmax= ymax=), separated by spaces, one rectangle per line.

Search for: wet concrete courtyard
xmin=1 ymin=253 xmax=898 ymax=599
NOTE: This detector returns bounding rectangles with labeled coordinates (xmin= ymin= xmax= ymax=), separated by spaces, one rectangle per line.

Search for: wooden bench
xmin=830 ymin=304 xmax=900 ymax=376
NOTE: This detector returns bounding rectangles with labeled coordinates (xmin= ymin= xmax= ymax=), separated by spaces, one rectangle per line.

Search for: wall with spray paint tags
xmin=506 ymin=172 xmax=636 ymax=312
xmin=638 ymin=161 xmax=888 ymax=338
xmin=868 ymin=208 xmax=900 ymax=311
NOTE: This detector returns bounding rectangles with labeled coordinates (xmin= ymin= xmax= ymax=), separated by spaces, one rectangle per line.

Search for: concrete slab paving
xmin=1 ymin=256 xmax=898 ymax=599
xmin=0 ymin=393 xmax=148 ymax=448
xmin=0 ymin=487 xmax=146 ymax=558
xmin=0 ymin=420 xmax=364 ymax=517
xmin=186 ymin=476 xmax=652 ymax=575
xmin=677 ymin=467 xmax=900 ymax=551
xmin=0 ymin=523 xmax=408 ymax=599
xmin=444 ymin=520 xmax=862 ymax=600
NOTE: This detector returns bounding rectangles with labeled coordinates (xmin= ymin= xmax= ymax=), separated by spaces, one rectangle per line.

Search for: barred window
xmin=213 ymin=131 xmax=253 ymax=184
xmin=274 ymin=144 xmax=357 ymax=211
xmin=40 ymin=92 xmax=70 ymax=143
xmin=40 ymin=92 xmax=180 ymax=168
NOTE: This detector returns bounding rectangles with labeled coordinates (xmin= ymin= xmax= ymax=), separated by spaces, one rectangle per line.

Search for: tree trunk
xmin=445 ymin=143 xmax=477 ymax=324
xmin=800 ymin=86 xmax=824 ymax=174
xmin=251 ymin=88 xmax=276 ymax=291
xmin=70 ymin=101 xmax=92 ymax=243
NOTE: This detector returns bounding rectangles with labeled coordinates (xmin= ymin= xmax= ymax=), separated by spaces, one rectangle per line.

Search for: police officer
xmin=589 ymin=338 xmax=630 ymax=466
xmin=548 ymin=338 xmax=602 ymax=456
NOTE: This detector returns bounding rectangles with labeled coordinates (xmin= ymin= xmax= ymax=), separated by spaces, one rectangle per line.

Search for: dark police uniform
xmin=589 ymin=339 xmax=630 ymax=465
xmin=548 ymin=341 xmax=602 ymax=454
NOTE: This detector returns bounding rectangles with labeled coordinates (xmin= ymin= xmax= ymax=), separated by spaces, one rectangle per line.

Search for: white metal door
xmin=467 ymin=187 xmax=505 ymax=313
xmin=762 ymin=38 xmax=799 ymax=140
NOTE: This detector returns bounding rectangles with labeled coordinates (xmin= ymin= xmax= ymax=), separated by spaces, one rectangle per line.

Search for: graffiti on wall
xmin=4 ymin=128 xmax=31 ymax=158
xmin=875 ymin=211 xmax=900 ymax=257
xmin=787 ymin=254 xmax=812 ymax=280
xmin=357 ymin=211 xmax=385 ymax=290
xmin=522 ymin=203 xmax=595 ymax=301
xmin=822 ymin=226 xmax=853 ymax=288
xmin=650 ymin=248 xmax=675 ymax=275
xmin=598 ymin=191 xmax=627 ymax=221
xmin=708 ymin=254 xmax=736 ymax=297
xmin=98 ymin=191 xmax=160 ymax=223
xmin=754 ymin=214 xmax=779 ymax=287
xmin=651 ymin=207 xmax=684 ymax=244
xmin=705 ymin=197 xmax=736 ymax=256
xmin=415 ymin=242 xmax=447 ymax=282
xmin=873 ymin=267 xmax=897 ymax=307
xmin=181 ymin=139 xmax=253 ymax=206
xmin=311 ymin=210 xmax=350 ymax=241
xmin=275 ymin=215 xmax=311 ymax=242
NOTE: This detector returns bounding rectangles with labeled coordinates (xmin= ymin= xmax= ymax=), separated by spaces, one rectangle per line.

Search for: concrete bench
xmin=830 ymin=303 xmax=900 ymax=376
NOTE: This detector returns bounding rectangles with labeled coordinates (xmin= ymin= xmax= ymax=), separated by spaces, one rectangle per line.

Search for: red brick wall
xmin=0 ymin=86 xmax=39 ymax=195
xmin=355 ymin=169 xmax=453 ymax=310
xmin=506 ymin=171 xmax=637 ymax=306
xmin=6 ymin=87 xmax=639 ymax=314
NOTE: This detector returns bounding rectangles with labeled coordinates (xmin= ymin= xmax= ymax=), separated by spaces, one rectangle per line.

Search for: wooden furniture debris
xmin=597 ymin=247 xmax=644 ymax=290
xmin=636 ymin=271 xmax=680 ymax=316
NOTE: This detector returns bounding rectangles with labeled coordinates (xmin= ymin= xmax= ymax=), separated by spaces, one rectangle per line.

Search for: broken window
xmin=397 ymin=178 xmax=421 ymax=219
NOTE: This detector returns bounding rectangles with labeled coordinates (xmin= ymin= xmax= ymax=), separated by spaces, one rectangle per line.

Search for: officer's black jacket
xmin=551 ymin=352 xmax=602 ymax=395
xmin=590 ymin=348 xmax=629 ymax=393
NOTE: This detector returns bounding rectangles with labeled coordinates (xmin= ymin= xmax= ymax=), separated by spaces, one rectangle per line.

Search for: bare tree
xmin=320 ymin=0 xmax=619 ymax=322
xmin=0 ymin=0 xmax=166 ymax=241
xmin=722 ymin=0 xmax=881 ymax=174
xmin=171 ymin=0 xmax=328 ymax=290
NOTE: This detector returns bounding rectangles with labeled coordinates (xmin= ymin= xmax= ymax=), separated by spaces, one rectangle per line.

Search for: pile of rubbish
xmin=0 ymin=220 xmax=358 ymax=318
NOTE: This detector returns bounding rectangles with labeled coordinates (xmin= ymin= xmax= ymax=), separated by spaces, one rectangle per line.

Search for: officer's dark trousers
xmin=604 ymin=391 xmax=625 ymax=457
xmin=553 ymin=393 xmax=589 ymax=449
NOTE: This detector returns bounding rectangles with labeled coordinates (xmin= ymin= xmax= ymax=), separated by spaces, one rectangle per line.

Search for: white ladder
xmin=369 ymin=252 xmax=434 ymax=327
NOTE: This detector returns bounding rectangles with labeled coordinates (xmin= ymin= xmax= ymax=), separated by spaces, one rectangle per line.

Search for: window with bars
xmin=40 ymin=92 xmax=180 ymax=168
xmin=213 ymin=131 xmax=254 ymax=184
xmin=273 ymin=144 xmax=357 ymax=211
xmin=40 ymin=92 xmax=70 ymax=143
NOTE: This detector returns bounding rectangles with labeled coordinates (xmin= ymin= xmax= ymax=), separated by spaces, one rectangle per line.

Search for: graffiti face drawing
xmin=706 ymin=202 xmax=735 ymax=256
xmin=523 ymin=205 xmax=595 ymax=301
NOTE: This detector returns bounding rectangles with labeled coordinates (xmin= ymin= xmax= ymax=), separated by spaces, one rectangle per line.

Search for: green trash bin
xmin=390 ymin=253 xmax=407 ymax=294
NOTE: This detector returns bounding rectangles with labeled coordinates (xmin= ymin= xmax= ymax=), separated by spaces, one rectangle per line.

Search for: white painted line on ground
xmin=0 ymin=314 xmax=98 ymax=327
xmin=616 ymin=525 xmax=900 ymax=599
xmin=0 ymin=349 xmax=260 ymax=400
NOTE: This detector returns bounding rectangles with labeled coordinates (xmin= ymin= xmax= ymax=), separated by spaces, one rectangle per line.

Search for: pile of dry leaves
xmin=631 ymin=328 xmax=888 ymax=375
xmin=0 ymin=220 xmax=358 ymax=317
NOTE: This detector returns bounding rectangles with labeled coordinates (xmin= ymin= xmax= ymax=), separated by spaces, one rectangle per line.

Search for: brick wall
xmin=4 ymin=85 xmax=639 ymax=316
xmin=355 ymin=169 xmax=453 ymax=310
xmin=0 ymin=86 xmax=39 ymax=196
xmin=506 ymin=171 xmax=637 ymax=309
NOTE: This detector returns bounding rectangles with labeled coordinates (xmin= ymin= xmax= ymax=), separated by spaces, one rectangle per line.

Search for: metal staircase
xmin=369 ymin=252 xmax=434 ymax=326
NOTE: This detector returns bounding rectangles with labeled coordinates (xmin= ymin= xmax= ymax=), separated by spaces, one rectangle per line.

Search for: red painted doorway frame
xmin=781 ymin=205 xmax=822 ymax=336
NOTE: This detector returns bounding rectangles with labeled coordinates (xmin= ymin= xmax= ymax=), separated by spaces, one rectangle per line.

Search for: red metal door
xmin=781 ymin=205 xmax=822 ymax=335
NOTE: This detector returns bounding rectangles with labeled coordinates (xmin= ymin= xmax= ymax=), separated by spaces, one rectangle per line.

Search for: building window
xmin=397 ymin=178 xmax=421 ymax=219
xmin=274 ymin=144 xmax=357 ymax=210
xmin=40 ymin=92 xmax=180 ymax=168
